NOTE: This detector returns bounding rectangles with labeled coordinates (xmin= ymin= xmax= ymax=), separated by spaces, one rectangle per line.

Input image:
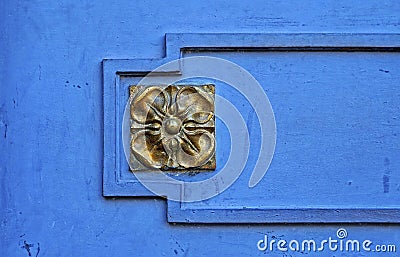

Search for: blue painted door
xmin=2 ymin=1 xmax=400 ymax=256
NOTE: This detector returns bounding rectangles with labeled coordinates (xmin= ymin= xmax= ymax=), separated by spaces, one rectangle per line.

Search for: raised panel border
xmin=103 ymin=33 xmax=400 ymax=223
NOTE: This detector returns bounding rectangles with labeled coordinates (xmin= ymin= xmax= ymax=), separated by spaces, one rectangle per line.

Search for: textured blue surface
xmin=2 ymin=0 xmax=400 ymax=256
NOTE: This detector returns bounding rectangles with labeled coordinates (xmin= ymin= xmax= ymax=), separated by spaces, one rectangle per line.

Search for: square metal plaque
xmin=129 ymin=84 xmax=216 ymax=171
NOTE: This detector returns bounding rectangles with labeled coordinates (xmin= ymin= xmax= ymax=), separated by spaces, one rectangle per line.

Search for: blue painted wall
xmin=1 ymin=0 xmax=400 ymax=256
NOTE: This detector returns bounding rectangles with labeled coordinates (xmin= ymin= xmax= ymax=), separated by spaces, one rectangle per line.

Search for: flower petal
xmin=176 ymin=129 xmax=215 ymax=168
xmin=183 ymin=111 xmax=213 ymax=125
xmin=130 ymin=86 xmax=169 ymax=124
xmin=131 ymin=130 xmax=168 ymax=168
xmin=174 ymin=87 xmax=214 ymax=120
xmin=161 ymin=136 xmax=181 ymax=168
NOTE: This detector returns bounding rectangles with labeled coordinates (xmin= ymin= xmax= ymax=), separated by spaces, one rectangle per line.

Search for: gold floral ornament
xmin=129 ymin=85 xmax=216 ymax=171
